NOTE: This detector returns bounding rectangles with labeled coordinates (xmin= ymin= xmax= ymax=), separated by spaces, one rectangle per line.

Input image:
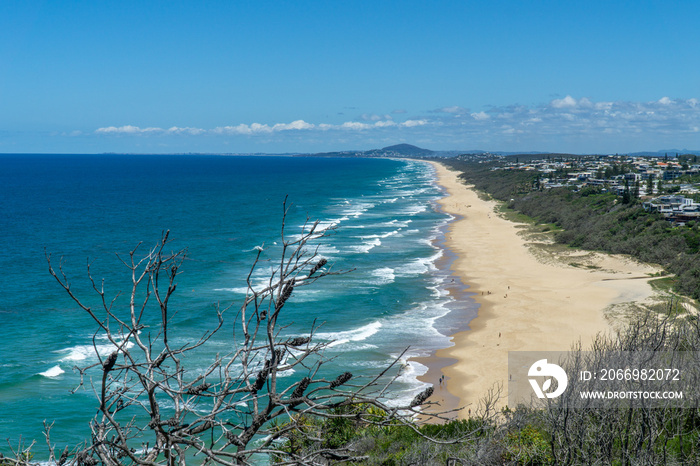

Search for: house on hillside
xmin=643 ymin=195 xmax=700 ymax=224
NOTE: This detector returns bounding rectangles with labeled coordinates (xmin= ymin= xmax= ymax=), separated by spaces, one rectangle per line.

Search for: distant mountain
xmin=629 ymin=149 xmax=700 ymax=157
xmin=378 ymin=144 xmax=434 ymax=156
xmin=306 ymin=143 xmax=435 ymax=159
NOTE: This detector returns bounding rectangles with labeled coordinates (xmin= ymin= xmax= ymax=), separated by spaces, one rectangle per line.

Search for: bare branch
xmin=38 ymin=206 xmax=451 ymax=465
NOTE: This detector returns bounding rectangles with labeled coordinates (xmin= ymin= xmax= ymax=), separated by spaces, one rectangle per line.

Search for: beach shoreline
xmin=423 ymin=161 xmax=663 ymax=416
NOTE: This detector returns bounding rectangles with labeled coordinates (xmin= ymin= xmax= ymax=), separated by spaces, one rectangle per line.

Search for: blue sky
xmin=1 ymin=1 xmax=699 ymax=154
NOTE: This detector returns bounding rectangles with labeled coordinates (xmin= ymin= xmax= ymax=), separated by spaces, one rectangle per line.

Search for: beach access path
xmin=429 ymin=161 xmax=663 ymax=415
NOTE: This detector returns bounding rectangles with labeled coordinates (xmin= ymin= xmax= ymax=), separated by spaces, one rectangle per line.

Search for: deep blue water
xmin=0 ymin=154 xmax=477 ymax=458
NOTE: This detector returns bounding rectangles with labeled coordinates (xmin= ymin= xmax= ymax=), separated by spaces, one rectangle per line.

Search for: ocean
xmin=0 ymin=154 xmax=477 ymax=458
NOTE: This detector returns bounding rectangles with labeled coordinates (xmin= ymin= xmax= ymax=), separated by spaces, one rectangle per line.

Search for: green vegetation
xmin=494 ymin=202 xmax=539 ymax=225
xmin=0 ymin=452 xmax=33 ymax=466
xmin=272 ymin=403 xmax=533 ymax=465
xmin=650 ymin=276 xmax=679 ymax=293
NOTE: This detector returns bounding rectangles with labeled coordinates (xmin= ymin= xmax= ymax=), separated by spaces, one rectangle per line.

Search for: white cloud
xmin=550 ymin=95 xmax=578 ymax=108
xmin=91 ymin=96 xmax=700 ymax=153
xmin=361 ymin=113 xmax=393 ymax=122
xmin=95 ymin=125 xmax=161 ymax=134
xmin=501 ymin=126 xmax=523 ymax=135
xmin=211 ymin=124 xmax=258 ymax=135
xmin=340 ymin=121 xmax=371 ymax=130
xmin=95 ymin=125 xmax=208 ymax=135
xmin=578 ymin=97 xmax=593 ymax=108
xmin=251 ymin=123 xmax=273 ymax=133
xmin=433 ymin=106 xmax=467 ymax=114
xmin=272 ymin=120 xmax=315 ymax=131
xmin=97 ymin=118 xmax=421 ymax=136
xmin=167 ymin=126 xmax=206 ymax=135
xmin=420 ymin=95 xmax=700 ymax=150
xmin=373 ymin=120 xmax=397 ymax=127
xmin=400 ymin=119 xmax=427 ymax=127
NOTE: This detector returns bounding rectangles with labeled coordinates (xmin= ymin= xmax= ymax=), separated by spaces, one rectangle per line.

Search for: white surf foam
xmin=277 ymin=368 xmax=296 ymax=378
xmin=350 ymin=237 xmax=381 ymax=254
xmin=39 ymin=365 xmax=64 ymax=378
xmin=312 ymin=220 xmax=341 ymax=232
xmin=58 ymin=340 xmax=134 ymax=362
xmin=371 ymin=267 xmax=396 ymax=285
xmin=316 ymin=321 xmax=382 ymax=348
xmin=341 ymin=343 xmax=379 ymax=352
xmin=290 ymin=288 xmax=322 ymax=302
xmin=341 ymin=201 xmax=375 ymax=218
xmin=214 ymin=286 xmax=249 ymax=294
xmin=395 ymin=251 xmax=442 ymax=277
xmin=401 ymin=204 xmax=428 ymax=216
xmin=314 ymin=244 xmax=340 ymax=256
xmin=380 ymin=230 xmax=400 ymax=239
xmin=382 ymin=353 xmax=432 ymax=408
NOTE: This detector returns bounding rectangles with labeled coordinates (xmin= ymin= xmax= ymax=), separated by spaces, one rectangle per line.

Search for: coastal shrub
xmin=501 ymin=425 xmax=554 ymax=465
xmin=420 ymin=417 xmax=493 ymax=440
xmin=0 ymin=452 xmax=33 ymax=466
xmin=276 ymin=414 xmax=505 ymax=465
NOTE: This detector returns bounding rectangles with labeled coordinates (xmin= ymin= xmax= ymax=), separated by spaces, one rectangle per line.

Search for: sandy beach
xmin=428 ymin=161 xmax=663 ymax=415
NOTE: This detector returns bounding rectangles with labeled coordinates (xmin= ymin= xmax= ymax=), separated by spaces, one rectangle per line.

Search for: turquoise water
xmin=0 ymin=154 xmax=476 ymax=457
